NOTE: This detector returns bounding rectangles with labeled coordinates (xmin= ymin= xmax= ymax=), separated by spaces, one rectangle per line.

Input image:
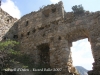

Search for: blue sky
xmin=1 ymin=0 xmax=100 ymax=18
xmin=1 ymin=0 xmax=98 ymax=70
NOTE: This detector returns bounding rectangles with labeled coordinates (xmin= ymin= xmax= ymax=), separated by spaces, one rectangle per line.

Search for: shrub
xmin=0 ymin=40 xmax=20 ymax=74
xmin=0 ymin=40 xmax=19 ymax=51
xmin=72 ymin=5 xmax=84 ymax=14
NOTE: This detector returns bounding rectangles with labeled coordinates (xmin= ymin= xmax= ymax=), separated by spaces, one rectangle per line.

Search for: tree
xmin=72 ymin=5 xmax=84 ymax=14
xmin=0 ymin=40 xmax=19 ymax=74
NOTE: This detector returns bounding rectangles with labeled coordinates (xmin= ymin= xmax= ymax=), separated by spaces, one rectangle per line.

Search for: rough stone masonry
xmin=0 ymin=1 xmax=100 ymax=75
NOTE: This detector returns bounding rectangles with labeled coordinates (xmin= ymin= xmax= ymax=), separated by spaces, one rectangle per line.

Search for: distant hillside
xmin=75 ymin=66 xmax=88 ymax=75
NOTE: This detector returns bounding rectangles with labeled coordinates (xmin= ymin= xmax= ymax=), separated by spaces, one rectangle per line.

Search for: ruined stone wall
xmin=17 ymin=1 xmax=65 ymax=65
xmin=0 ymin=8 xmax=18 ymax=41
xmin=0 ymin=8 xmax=18 ymax=75
xmin=0 ymin=1 xmax=100 ymax=75
xmin=18 ymin=2 xmax=100 ymax=75
xmin=16 ymin=1 xmax=100 ymax=75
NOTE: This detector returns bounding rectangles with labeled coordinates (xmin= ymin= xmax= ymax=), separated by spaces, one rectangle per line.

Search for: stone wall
xmin=0 ymin=8 xmax=18 ymax=75
xmin=0 ymin=8 xmax=18 ymax=41
xmin=0 ymin=1 xmax=100 ymax=75
xmin=17 ymin=1 xmax=100 ymax=75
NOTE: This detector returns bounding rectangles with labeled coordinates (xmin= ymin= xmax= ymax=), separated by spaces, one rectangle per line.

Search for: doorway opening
xmin=37 ymin=43 xmax=55 ymax=75
xmin=37 ymin=43 xmax=50 ymax=68
xmin=70 ymin=38 xmax=94 ymax=70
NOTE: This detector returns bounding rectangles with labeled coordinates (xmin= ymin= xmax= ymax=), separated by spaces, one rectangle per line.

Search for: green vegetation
xmin=0 ymin=40 xmax=33 ymax=68
xmin=0 ymin=40 xmax=55 ymax=75
xmin=72 ymin=5 xmax=84 ymax=14
xmin=0 ymin=40 xmax=19 ymax=52
xmin=0 ymin=40 xmax=36 ymax=69
xmin=0 ymin=40 xmax=20 ymax=68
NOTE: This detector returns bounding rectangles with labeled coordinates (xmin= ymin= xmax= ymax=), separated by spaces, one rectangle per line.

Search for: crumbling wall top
xmin=0 ymin=8 xmax=18 ymax=21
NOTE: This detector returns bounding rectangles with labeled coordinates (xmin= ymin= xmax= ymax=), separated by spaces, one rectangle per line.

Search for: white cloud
xmin=1 ymin=0 xmax=21 ymax=19
xmin=71 ymin=39 xmax=94 ymax=70
xmin=50 ymin=0 xmax=62 ymax=4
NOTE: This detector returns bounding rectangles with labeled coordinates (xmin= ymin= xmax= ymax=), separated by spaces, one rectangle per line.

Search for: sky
xmin=71 ymin=38 xmax=94 ymax=70
xmin=1 ymin=0 xmax=99 ymax=70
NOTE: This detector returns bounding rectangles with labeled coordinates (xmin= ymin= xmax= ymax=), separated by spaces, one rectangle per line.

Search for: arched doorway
xmin=70 ymin=38 xmax=94 ymax=75
xmin=71 ymin=38 xmax=94 ymax=70
xmin=66 ymin=28 xmax=95 ymax=74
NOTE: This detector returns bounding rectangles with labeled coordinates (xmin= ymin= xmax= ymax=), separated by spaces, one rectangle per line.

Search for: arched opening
xmin=70 ymin=38 xmax=94 ymax=74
